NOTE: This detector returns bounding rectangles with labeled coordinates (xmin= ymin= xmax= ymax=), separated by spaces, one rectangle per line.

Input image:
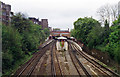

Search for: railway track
xmin=14 ymin=40 xmax=54 ymax=76
xmin=69 ymin=40 xmax=120 ymax=77
xmin=14 ymin=40 xmax=64 ymax=76
xmin=13 ymin=39 xmax=119 ymax=76
xmin=54 ymin=44 xmax=64 ymax=77
xmin=51 ymin=42 xmax=56 ymax=77
xmin=73 ymin=44 xmax=111 ymax=76
xmin=69 ymin=43 xmax=91 ymax=77
xmin=51 ymin=41 xmax=64 ymax=77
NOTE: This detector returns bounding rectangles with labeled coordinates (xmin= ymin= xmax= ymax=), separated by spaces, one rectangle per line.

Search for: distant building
xmin=51 ymin=28 xmax=70 ymax=38
xmin=29 ymin=17 xmax=48 ymax=29
xmin=0 ymin=1 xmax=11 ymax=26
xmin=29 ymin=17 xmax=41 ymax=25
xmin=118 ymin=1 xmax=120 ymax=16
xmin=41 ymin=19 xmax=48 ymax=29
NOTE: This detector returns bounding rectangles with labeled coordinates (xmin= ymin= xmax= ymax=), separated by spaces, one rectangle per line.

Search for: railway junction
xmin=13 ymin=37 xmax=120 ymax=77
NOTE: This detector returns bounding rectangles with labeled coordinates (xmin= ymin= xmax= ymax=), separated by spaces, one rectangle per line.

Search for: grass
xmin=97 ymin=60 xmax=120 ymax=75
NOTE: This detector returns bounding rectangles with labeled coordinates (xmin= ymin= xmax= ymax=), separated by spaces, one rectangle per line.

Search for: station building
xmin=50 ymin=28 xmax=70 ymax=38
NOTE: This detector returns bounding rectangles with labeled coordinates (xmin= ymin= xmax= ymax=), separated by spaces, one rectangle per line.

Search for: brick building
xmin=29 ymin=17 xmax=48 ymax=29
xmin=29 ymin=17 xmax=41 ymax=25
xmin=0 ymin=1 xmax=11 ymax=26
xmin=41 ymin=19 xmax=48 ymax=29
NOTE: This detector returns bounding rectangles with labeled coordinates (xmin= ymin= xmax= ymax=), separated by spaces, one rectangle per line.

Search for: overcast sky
xmin=1 ymin=0 xmax=120 ymax=30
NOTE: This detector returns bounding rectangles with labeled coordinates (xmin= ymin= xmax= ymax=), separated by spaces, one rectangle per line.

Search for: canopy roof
xmin=70 ymin=37 xmax=75 ymax=39
xmin=57 ymin=36 xmax=67 ymax=39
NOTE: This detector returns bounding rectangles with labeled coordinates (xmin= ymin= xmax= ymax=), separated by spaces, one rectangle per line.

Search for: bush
xmin=2 ymin=13 xmax=50 ymax=75
xmin=2 ymin=25 xmax=24 ymax=74
xmin=71 ymin=16 xmax=120 ymax=64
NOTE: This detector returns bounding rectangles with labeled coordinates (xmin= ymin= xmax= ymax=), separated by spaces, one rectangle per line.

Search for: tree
xmin=97 ymin=4 xmax=118 ymax=26
xmin=2 ymin=25 xmax=24 ymax=73
xmin=43 ymin=28 xmax=50 ymax=37
xmin=73 ymin=17 xmax=100 ymax=44
xmin=111 ymin=4 xmax=118 ymax=21
xmin=86 ymin=25 xmax=104 ymax=48
xmin=72 ymin=14 xmax=120 ymax=64
xmin=70 ymin=29 xmax=75 ymax=37
xmin=104 ymin=20 xmax=109 ymax=30
xmin=2 ymin=12 xmax=50 ymax=75
xmin=11 ymin=12 xmax=31 ymax=33
xmin=105 ymin=25 xmax=120 ymax=62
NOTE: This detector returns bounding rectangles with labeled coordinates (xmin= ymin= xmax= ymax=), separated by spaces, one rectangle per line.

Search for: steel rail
xmin=73 ymin=44 xmax=111 ymax=76
xmin=70 ymin=41 xmax=120 ymax=77
xmin=70 ymin=44 xmax=91 ymax=77
xmin=15 ymin=40 xmax=54 ymax=76
xmin=51 ymin=42 xmax=56 ymax=77
xmin=54 ymin=44 xmax=64 ymax=77
xmin=68 ymin=43 xmax=82 ymax=76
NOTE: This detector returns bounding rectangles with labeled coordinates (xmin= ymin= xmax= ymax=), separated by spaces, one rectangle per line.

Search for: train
xmin=56 ymin=36 xmax=68 ymax=51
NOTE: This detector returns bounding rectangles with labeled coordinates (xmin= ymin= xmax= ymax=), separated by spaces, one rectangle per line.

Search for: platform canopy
xmin=57 ymin=36 xmax=67 ymax=39
xmin=70 ymin=37 xmax=75 ymax=39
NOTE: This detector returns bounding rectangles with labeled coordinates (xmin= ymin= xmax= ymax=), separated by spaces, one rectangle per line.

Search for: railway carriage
xmin=56 ymin=36 xmax=68 ymax=51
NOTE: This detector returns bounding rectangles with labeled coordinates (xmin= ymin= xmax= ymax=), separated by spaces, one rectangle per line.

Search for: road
xmin=13 ymin=39 xmax=119 ymax=77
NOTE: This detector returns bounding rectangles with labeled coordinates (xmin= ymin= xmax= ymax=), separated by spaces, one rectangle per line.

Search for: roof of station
xmin=57 ymin=36 xmax=67 ymax=39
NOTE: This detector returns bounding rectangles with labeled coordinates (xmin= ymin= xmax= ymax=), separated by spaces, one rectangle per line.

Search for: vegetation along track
xmin=69 ymin=40 xmax=120 ymax=77
xmin=14 ymin=40 xmax=54 ymax=76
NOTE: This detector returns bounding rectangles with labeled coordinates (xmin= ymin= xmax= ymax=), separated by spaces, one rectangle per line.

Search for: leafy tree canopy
xmin=73 ymin=17 xmax=100 ymax=44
